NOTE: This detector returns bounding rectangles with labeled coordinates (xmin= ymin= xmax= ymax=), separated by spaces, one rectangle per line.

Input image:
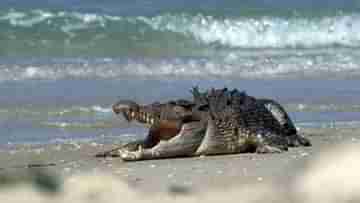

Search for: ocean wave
xmin=0 ymin=105 xmax=113 ymax=118
xmin=40 ymin=121 xmax=116 ymax=129
xmin=296 ymin=120 xmax=360 ymax=129
xmin=1 ymin=51 xmax=360 ymax=80
xmin=1 ymin=9 xmax=360 ymax=57
xmin=286 ymin=104 xmax=360 ymax=113
xmin=143 ymin=13 xmax=360 ymax=48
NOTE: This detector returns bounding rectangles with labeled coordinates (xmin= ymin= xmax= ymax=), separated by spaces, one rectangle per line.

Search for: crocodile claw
xmin=119 ymin=146 xmax=143 ymax=161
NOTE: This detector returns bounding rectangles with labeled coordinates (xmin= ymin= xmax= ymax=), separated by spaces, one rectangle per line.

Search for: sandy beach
xmin=1 ymin=127 xmax=360 ymax=202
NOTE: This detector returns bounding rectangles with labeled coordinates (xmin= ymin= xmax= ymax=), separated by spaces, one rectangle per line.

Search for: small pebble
xmin=34 ymin=148 xmax=44 ymax=154
xmin=134 ymin=178 xmax=142 ymax=182
xmin=70 ymin=142 xmax=81 ymax=150
xmin=150 ymin=164 xmax=156 ymax=168
xmin=72 ymin=163 xmax=79 ymax=168
xmin=242 ymin=168 xmax=248 ymax=175
xmin=257 ymin=177 xmax=263 ymax=181
xmin=53 ymin=145 xmax=62 ymax=151
xmin=196 ymin=169 xmax=204 ymax=173
xmin=90 ymin=142 xmax=98 ymax=147
xmin=300 ymin=152 xmax=309 ymax=157
xmin=9 ymin=150 xmax=17 ymax=155
xmin=64 ymin=167 xmax=71 ymax=172
xmin=184 ymin=181 xmax=193 ymax=186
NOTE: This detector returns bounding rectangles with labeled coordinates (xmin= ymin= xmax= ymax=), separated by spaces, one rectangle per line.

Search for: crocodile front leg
xmin=120 ymin=121 xmax=206 ymax=161
xmin=94 ymin=140 xmax=145 ymax=157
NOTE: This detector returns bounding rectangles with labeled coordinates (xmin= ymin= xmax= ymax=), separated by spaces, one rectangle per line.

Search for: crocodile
xmin=96 ymin=87 xmax=310 ymax=160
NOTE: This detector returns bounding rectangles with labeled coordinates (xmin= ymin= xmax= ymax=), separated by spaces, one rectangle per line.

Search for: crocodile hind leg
xmin=259 ymin=98 xmax=312 ymax=147
xmin=255 ymin=130 xmax=289 ymax=153
xmin=194 ymin=117 xmax=288 ymax=155
xmin=120 ymin=121 xmax=206 ymax=161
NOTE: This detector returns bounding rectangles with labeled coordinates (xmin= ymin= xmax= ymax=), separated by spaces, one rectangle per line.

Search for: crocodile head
xmin=112 ymin=100 xmax=140 ymax=122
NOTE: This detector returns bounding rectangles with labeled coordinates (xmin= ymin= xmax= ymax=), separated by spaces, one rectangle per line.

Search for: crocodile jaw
xmin=112 ymin=100 xmax=139 ymax=122
xmin=120 ymin=121 xmax=207 ymax=161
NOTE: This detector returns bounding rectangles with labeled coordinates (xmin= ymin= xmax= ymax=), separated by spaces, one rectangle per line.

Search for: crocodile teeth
xmin=142 ymin=113 xmax=146 ymax=122
xmin=146 ymin=115 xmax=150 ymax=124
xmin=130 ymin=111 xmax=135 ymax=118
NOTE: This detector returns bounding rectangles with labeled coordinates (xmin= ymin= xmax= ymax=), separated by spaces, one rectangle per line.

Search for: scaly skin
xmin=96 ymin=87 xmax=311 ymax=160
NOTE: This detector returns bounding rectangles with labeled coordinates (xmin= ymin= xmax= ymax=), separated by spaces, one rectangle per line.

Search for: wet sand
xmin=1 ymin=128 xmax=360 ymax=202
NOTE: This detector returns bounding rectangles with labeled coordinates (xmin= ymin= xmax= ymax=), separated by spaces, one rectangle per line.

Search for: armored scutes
xmin=96 ymin=87 xmax=311 ymax=161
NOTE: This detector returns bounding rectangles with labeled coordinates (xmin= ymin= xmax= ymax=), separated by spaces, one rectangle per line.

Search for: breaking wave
xmin=1 ymin=9 xmax=360 ymax=56
xmin=41 ymin=121 xmax=116 ymax=129
xmin=296 ymin=120 xmax=360 ymax=129
xmin=0 ymin=105 xmax=113 ymax=118
xmin=286 ymin=103 xmax=360 ymax=113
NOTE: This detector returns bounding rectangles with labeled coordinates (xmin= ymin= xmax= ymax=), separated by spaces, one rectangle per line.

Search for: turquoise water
xmin=1 ymin=9 xmax=360 ymax=57
xmin=1 ymin=0 xmax=360 ymax=145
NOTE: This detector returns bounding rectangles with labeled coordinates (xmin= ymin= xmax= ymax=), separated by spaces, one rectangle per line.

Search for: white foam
xmin=0 ymin=9 xmax=112 ymax=32
xmin=41 ymin=121 xmax=115 ymax=129
xmin=1 ymin=52 xmax=360 ymax=81
xmin=91 ymin=106 xmax=112 ymax=113
xmin=287 ymin=103 xmax=360 ymax=112
xmin=296 ymin=120 xmax=360 ymax=129
xmin=24 ymin=66 xmax=40 ymax=78
xmin=0 ymin=10 xmax=25 ymax=20
xmin=2 ymin=9 xmax=360 ymax=48
xmin=142 ymin=13 xmax=360 ymax=48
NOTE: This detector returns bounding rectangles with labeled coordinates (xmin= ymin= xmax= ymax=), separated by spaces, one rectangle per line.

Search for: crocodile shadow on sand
xmin=95 ymin=87 xmax=311 ymax=161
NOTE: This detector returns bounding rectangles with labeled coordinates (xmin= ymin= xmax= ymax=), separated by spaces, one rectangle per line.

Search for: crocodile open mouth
xmin=112 ymin=100 xmax=196 ymax=148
